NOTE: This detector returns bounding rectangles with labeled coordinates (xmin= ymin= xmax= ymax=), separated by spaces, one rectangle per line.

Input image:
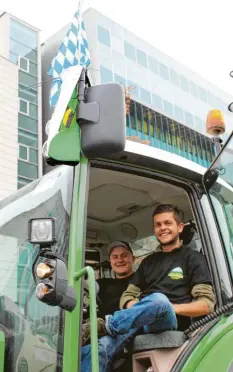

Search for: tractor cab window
xmin=86 ymin=166 xmax=203 ymax=280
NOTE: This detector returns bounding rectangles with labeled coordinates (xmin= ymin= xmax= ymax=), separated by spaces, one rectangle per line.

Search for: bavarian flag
xmin=43 ymin=8 xmax=90 ymax=165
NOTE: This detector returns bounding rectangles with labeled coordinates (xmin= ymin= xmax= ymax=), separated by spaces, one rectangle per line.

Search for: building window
xmin=208 ymin=92 xmax=221 ymax=109
xmin=29 ymin=148 xmax=38 ymax=164
xmin=19 ymin=71 xmax=37 ymax=88
xmin=159 ymin=63 xmax=169 ymax=80
xmin=19 ymin=57 xmax=29 ymax=72
xmin=127 ymin=80 xmax=139 ymax=100
xmin=18 ymin=129 xmax=38 ymax=148
xmin=180 ymin=75 xmax=189 ymax=92
xmin=100 ymin=66 xmax=113 ymax=83
xmin=18 ymin=160 xmax=38 ymax=180
xmin=19 ymin=145 xmax=28 ymax=161
xmin=189 ymin=81 xmax=199 ymax=98
xmin=170 ymin=69 xmax=179 ymax=86
xmin=184 ymin=111 xmax=194 ymax=126
xmin=140 ymin=88 xmax=151 ymax=104
xmin=114 ymin=74 xmax=126 ymax=87
xmin=152 ymin=94 xmax=163 ymax=110
xmin=148 ymin=56 xmax=158 ymax=74
xmin=194 ymin=116 xmax=203 ymax=132
xmin=174 ymin=105 xmax=184 ymax=122
xmin=19 ymin=99 xmax=29 ymax=115
xmin=9 ymin=51 xmax=18 ymax=64
xmin=137 ymin=49 xmax=147 ymax=68
xmin=19 ymin=85 xmax=37 ymax=103
xmin=9 ymin=39 xmax=37 ymax=63
xmin=124 ymin=41 xmax=136 ymax=61
xmin=198 ymin=86 xmax=207 ymax=102
xmin=18 ymin=113 xmax=38 ymax=133
xmin=29 ymin=103 xmax=38 ymax=118
xmin=97 ymin=25 xmax=111 ymax=47
xmin=163 ymin=100 xmax=173 ymax=116
xmin=18 ymin=177 xmax=32 ymax=189
xmin=10 ymin=19 xmax=37 ymax=50
xmin=29 ymin=61 xmax=37 ymax=77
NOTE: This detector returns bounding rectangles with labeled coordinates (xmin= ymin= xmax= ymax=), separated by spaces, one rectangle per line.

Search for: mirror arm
xmin=77 ymin=101 xmax=100 ymax=124
xmin=77 ymin=67 xmax=100 ymax=124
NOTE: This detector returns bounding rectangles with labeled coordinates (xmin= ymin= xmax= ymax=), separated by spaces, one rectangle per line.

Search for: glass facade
xmin=127 ymin=99 xmax=216 ymax=168
xmin=100 ymin=64 xmax=206 ymax=136
xmin=9 ymin=18 xmax=39 ymax=189
xmin=96 ymin=21 xmax=229 ymax=119
xmin=95 ymin=15 xmax=231 ymax=167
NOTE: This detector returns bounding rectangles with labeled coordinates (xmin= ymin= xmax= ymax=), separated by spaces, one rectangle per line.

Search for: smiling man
xmin=82 ymin=241 xmax=135 ymax=346
xmin=81 ymin=204 xmax=216 ymax=372
xmin=97 ymin=241 xmax=135 ymax=316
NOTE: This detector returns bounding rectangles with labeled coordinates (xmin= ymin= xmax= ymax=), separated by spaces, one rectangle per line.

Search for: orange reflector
xmin=36 ymin=283 xmax=49 ymax=299
xmin=206 ymin=109 xmax=226 ymax=136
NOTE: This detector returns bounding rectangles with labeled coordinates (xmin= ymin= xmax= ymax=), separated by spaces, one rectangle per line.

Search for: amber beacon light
xmin=206 ymin=109 xmax=226 ymax=136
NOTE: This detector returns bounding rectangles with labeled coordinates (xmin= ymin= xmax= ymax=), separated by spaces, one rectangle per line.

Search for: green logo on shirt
xmin=168 ymin=267 xmax=183 ymax=280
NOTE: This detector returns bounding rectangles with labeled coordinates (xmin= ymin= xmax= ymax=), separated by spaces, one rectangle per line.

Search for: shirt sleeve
xmin=186 ymin=250 xmax=212 ymax=289
xmin=129 ymin=258 xmax=147 ymax=290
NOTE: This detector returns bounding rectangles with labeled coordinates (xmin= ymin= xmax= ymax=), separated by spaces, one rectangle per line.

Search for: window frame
xmin=18 ymin=56 xmax=29 ymax=73
xmin=19 ymin=98 xmax=29 ymax=115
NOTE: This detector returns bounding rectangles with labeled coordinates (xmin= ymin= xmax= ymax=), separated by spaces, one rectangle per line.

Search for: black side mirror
xmin=77 ymin=72 xmax=126 ymax=158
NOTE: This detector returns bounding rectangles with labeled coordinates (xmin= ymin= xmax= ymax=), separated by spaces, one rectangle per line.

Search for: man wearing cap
xmin=82 ymin=240 xmax=135 ymax=346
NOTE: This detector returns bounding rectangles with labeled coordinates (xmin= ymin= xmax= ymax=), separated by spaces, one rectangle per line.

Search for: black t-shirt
xmin=97 ymin=274 xmax=134 ymax=316
xmin=130 ymin=246 xmax=212 ymax=330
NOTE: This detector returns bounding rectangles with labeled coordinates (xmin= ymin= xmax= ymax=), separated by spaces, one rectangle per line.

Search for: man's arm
xmin=119 ymin=284 xmax=142 ymax=309
xmin=173 ymin=283 xmax=216 ymax=317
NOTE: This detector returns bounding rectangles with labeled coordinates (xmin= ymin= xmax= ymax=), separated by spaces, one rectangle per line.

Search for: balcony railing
xmin=126 ymin=100 xmax=216 ymax=168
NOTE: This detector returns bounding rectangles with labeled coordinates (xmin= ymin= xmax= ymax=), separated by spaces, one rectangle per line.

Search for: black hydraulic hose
xmin=184 ymin=301 xmax=233 ymax=336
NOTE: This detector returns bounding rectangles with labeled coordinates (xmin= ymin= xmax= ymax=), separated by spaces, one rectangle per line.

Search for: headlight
xmin=28 ymin=218 xmax=56 ymax=246
xmin=36 ymin=261 xmax=55 ymax=279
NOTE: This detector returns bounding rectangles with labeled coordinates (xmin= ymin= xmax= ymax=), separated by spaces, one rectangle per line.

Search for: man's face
xmin=110 ymin=246 xmax=134 ymax=277
xmin=153 ymin=211 xmax=184 ymax=246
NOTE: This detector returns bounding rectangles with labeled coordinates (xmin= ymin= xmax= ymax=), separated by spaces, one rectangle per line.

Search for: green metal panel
xmin=63 ymin=157 xmax=89 ymax=372
xmin=181 ymin=314 xmax=233 ymax=371
xmin=0 ymin=331 xmax=5 ymax=372
xmin=194 ymin=330 xmax=233 ymax=371
xmin=73 ymin=266 xmax=99 ymax=372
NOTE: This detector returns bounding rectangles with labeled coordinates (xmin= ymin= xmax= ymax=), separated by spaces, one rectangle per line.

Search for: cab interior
xmin=85 ymin=166 xmax=204 ymax=372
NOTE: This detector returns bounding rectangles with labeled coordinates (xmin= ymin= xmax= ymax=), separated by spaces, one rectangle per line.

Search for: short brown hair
xmin=152 ymin=204 xmax=184 ymax=224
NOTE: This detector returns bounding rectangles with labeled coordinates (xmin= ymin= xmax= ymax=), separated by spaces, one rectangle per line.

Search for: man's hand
xmin=126 ymin=300 xmax=137 ymax=309
xmin=172 ymin=301 xmax=210 ymax=317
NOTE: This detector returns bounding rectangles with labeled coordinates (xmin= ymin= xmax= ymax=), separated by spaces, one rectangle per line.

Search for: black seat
xmin=132 ymin=331 xmax=186 ymax=352
xmin=180 ymin=221 xmax=196 ymax=246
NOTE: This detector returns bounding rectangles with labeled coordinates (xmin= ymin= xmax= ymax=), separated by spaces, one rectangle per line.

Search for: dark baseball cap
xmin=108 ymin=240 xmax=133 ymax=256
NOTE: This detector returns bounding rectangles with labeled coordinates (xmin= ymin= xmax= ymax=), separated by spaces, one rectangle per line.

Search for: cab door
xmin=203 ymin=132 xmax=233 ymax=286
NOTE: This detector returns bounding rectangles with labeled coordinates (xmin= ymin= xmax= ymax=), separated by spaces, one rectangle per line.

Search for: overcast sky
xmin=1 ymin=0 xmax=233 ymax=96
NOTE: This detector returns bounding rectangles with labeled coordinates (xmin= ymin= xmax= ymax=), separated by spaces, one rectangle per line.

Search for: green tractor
xmin=1 ymin=71 xmax=233 ymax=372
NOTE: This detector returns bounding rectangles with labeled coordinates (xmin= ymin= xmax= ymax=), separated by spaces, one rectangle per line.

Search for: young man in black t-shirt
xmin=120 ymin=204 xmax=215 ymax=330
xmin=81 ymin=204 xmax=216 ymax=372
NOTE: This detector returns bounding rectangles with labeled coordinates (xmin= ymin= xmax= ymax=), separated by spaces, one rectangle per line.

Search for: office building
xmin=42 ymin=8 xmax=232 ymax=170
xmin=0 ymin=12 xmax=42 ymax=198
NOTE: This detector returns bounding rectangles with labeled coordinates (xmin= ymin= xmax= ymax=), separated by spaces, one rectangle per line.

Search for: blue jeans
xmin=81 ymin=293 xmax=177 ymax=372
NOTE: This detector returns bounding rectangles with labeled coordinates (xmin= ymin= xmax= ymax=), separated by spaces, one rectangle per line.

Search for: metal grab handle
xmin=0 ymin=330 xmax=5 ymax=372
xmin=73 ymin=266 xmax=99 ymax=372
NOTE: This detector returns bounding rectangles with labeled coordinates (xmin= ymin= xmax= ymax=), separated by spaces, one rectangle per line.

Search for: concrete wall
xmin=0 ymin=56 xmax=18 ymax=200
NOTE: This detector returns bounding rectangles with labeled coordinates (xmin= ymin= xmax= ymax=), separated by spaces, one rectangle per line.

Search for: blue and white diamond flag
xmin=48 ymin=9 xmax=90 ymax=107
